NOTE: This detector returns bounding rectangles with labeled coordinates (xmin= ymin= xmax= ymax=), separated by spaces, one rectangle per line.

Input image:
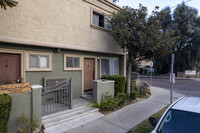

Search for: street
xmin=140 ymin=77 xmax=200 ymax=97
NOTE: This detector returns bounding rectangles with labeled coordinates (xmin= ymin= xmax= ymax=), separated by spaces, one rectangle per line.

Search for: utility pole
xmin=170 ymin=54 xmax=175 ymax=104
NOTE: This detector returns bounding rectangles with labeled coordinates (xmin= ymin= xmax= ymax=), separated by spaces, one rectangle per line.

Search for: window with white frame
xmin=64 ymin=55 xmax=81 ymax=70
xmin=27 ymin=53 xmax=52 ymax=71
xmin=92 ymin=11 xmax=110 ymax=29
xmin=101 ymin=58 xmax=118 ymax=76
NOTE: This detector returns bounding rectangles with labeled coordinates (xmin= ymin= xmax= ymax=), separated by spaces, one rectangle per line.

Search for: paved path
xmin=66 ymin=87 xmax=183 ymax=133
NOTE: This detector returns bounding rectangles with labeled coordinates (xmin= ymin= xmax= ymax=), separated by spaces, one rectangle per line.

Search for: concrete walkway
xmin=65 ymin=86 xmax=184 ymax=133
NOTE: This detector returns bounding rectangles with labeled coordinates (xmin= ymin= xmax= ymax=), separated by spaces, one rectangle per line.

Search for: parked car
xmin=149 ymin=97 xmax=200 ymax=133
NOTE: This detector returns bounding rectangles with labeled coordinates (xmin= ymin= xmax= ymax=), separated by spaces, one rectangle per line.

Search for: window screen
xmin=101 ymin=59 xmax=110 ymax=75
xmin=93 ymin=12 xmax=104 ymax=28
xmin=101 ymin=59 xmax=118 ymax=76
xmin=66 ymin=57 xmax=80 ymax=68
xmin=29 ymin=54 xmax=49 ymax=68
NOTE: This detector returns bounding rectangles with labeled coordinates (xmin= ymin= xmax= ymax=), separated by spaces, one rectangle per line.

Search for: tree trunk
xmin=126 ymin=61 xmax=133 ymax=97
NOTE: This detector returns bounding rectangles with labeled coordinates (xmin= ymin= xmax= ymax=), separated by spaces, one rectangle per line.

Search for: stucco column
xmin=31 ymin=85 xmax=42 ymax=127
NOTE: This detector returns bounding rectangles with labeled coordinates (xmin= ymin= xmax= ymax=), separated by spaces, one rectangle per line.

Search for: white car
xmin=149 ymin=97 xmax=200 ymax=133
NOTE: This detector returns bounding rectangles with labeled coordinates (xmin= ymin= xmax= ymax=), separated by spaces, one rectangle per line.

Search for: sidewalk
xmin=65 ymin=87 xmax=184 ymax=133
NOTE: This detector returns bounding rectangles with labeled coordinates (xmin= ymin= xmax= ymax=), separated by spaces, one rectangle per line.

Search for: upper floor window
xmin=92 ymin=11 xmax=110 ymax=30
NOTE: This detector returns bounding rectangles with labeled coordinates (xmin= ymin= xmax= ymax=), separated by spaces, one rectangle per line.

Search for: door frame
xmin=82 ymin=56 xmax=97 ymax=95
xmin=0 ymin=48 xmax=25 ymax=82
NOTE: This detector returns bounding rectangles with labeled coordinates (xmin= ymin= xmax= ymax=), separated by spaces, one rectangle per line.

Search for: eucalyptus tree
xmin=110 ymin=5 xmax=176 ymax=96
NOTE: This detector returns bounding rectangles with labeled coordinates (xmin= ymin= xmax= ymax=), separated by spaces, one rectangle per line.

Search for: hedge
xmin=0 ymin=94 xmax=12 ymax=133
xmin=101 ymin=75 xmax=126 ymax=96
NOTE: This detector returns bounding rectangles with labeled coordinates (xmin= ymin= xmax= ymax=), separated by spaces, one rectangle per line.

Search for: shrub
xmin=17 ymin=113 xmax=39 ymax=133
xmin=138 ymin=81 xmax=151 ymax=97
xmin=101 ymin=75 xmax=126 ymax=96
xmin=130 ymin=91 xmax=137 ymax=100
xmin=89 ymin=93 xmax=118 ymax=111
xmin=116 ymin=93 xmax=126 ymax=105
xmin=130 ymin=80 xmax=136 ymax=92
xmin=103 ymin=98 xmax=118 ymax=110
xmin=0 ymin=94 xmax=12 ymax=133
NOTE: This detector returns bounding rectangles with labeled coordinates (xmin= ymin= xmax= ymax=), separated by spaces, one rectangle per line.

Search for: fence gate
xmin=42 ymin=77 xmax=72 ymax=115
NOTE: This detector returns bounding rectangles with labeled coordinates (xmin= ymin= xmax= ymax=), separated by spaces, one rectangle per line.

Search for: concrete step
xmin=42 ymin=106 xmax=104 ymax=133
xmin=42 ymin=106 xmax=86 ymax=121
xmin=81 ymin=94 xmax=93 ymax=100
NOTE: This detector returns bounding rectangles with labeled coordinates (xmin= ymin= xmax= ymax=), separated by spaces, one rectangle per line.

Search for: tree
xmin=110 ymin=5 xmax=176 ymax=96
xmin=173 ymin=2 xmax=198 ymax=72
xmin=155 ymin=3 xmax=200 ymax=73
xmin=154 ymin=7 xmax=173 ymax=74
xmin=192 ymin=17 xmax=200 ymax=71
xmin=0 ymin=0 xmax=17 ymax=10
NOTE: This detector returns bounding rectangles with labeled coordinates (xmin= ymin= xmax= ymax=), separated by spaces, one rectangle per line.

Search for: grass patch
xmin=128 ymin=106 xmax=168 ymax=133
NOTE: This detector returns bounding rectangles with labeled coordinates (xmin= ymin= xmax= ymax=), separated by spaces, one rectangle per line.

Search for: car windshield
xmin=157 ymin=109 xmax=200 ymax=133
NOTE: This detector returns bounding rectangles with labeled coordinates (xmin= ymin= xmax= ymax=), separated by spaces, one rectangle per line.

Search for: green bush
xmin=17 ymin=113 xmax=39 ymax=133
xmin=89 ymin=93 xmax=118 ymax=111
xmin=116 ymin=93 xmax=126 ymax=105
xmin=130 ymin=91 xmax=137 ymax=100
xmin=101 ymin=75 xmax=126 ymax=96
xmin=130 ymin=80 xmax=136 ymax=91
xmin=0 ymin=94 xmax=12 ymax=133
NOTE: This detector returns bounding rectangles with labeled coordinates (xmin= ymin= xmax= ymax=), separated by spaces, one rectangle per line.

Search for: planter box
xmin=93 ymin=80 xmax=114 ymax=105
xmin=0 ymin=82 xmax=31 ymax=94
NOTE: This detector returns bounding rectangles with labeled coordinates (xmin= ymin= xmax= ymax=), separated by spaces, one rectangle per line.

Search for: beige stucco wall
xmin=0 ymin=0 xmax=123 ymax=54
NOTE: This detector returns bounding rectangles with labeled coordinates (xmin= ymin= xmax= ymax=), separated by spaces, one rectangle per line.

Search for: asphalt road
xmin=140 ymin=77 xmax=200 ymax=97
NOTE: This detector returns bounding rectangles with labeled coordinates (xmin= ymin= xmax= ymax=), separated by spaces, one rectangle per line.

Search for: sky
xmin=115 ymin=0 xmax=200 ymax=16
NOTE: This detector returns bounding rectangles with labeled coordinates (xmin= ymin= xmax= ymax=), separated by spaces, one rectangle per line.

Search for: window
xmin=101 ymin=58 xmax=118 ymax=76
xmin=66 ymin=57 xmax=80 ymax=68
xmin=157 ymin=109 xmax=200 ymax=133
xmin=64 ymin=54 xmax=82 ymax=70
xmin=92 ymin=11 xmax=110 ymax=29
xmin=27 ymin=52 xmax=52 ymax=71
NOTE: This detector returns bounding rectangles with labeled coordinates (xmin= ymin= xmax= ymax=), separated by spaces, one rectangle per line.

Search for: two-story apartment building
xmin=0 ymin=0 xmax=126 ymax=99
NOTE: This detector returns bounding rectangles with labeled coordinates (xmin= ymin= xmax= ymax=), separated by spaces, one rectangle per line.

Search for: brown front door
xmin=0 ymin=53 xmax=20 ymax=84
xmin=84 ymin=58 xmax=95 ymax=91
